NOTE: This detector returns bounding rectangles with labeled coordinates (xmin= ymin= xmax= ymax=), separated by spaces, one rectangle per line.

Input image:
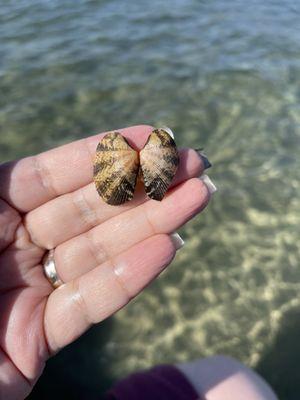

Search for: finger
xmin=0 ymin=349 xmax=32 ymax=399
xmin=0 ymin=199 xmax=21 ymax=252
xmin=177 ymin=356 xmax=278 ymax=400
xmin=0 ymin=125 xmax=153 ymax=212
xmin=25 ymin=148 xmax=205 ymax=249
xmin=54 ymin=178 xmax=209 ymax=282
xmin=44 ymin=233 xmax=179 ymax=352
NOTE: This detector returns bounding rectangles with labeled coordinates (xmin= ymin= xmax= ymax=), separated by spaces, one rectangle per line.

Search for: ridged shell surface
xmin=93 ymin=132 xmax=139 ymax=205
xmin=139 ymin=128 xmax=179 ymax=201
xmin=94 ymin=129 xmax=179 ymax=205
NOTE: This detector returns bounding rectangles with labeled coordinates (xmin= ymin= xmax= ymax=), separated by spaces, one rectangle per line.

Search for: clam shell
xmin=139 ymin=128 xmax=179 ymax=201
xmin=93 ymin=132 xmax=139 ymax=205
xmin=93 ymin=128 xmax=179 ymax=205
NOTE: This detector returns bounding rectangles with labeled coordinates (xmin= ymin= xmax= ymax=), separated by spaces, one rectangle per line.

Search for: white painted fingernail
xmin=161 ymin=126 xmax=175 ymax=139
xmin=199 ymin=174 xmax=217 ymax=194
xmin=170 ymin=232 xmax=185 ymax=250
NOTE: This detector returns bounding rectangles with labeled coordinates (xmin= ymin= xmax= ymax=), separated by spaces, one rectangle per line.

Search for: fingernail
xmin=199 ymin=174 xmax=217 ymax=195
xmin=161 ymin=126 xmax=175 ymax=139
xmin=170 ymin=232 xmax=185 ymax=250
xmin=195 ymin=148 xmax=212 ymax=170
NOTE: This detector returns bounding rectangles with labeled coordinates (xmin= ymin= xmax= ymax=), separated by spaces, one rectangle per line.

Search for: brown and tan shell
xmin=93 ymin=132 xmax=139 ymax=205
xmin=93 ymin=128 xmax=179 ymax=205
xmin=139 ymin=129 xmax=179 ymax=201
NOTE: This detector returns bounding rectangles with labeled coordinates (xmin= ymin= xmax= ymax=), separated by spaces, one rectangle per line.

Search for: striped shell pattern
xmin=93 ymin=128 xmax=179 ymax=205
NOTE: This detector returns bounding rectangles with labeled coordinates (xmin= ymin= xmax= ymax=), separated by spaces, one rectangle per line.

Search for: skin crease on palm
xmin=0 ymin=125 xmax=211 ymax=399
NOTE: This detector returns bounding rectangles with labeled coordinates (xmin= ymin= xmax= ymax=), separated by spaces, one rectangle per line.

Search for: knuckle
xmin=111 ymin=259 xmax=133 ymax=302
xmin=86 ymin=231 xmax=109 ymax=266
xmin=144 ymin=203 xmax=157 ymax=236
xmin=71 ymin=187 xmax=97 ymax=230
xmin=70 ymin=279 xmax=93 ymax=324
xmin=32 ymin=155 xmax=57 ymax=198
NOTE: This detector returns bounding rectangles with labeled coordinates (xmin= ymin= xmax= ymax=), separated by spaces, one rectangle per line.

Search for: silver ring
xmin=43 ymin=249 xmax=63 ymax=289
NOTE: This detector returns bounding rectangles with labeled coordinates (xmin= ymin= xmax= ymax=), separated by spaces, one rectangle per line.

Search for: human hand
xmin=0 ymin=125 xmax=211 ymax=399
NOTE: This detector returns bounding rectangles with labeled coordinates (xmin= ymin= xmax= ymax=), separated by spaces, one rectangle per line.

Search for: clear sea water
xmin=1 ymin=1 xmax=300 ymax=399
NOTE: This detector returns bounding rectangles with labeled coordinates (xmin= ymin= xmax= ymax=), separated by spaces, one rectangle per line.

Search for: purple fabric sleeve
xmin=104 ymin=364 xmax=201 ymax=400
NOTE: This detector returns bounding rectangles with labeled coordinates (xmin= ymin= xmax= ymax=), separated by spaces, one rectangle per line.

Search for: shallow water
xmin=1 ymin=1 xmax=300 ymax=398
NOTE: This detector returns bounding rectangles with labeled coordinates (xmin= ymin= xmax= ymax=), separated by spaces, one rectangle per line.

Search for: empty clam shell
xmin=93 ymin=128 xmax=179 ymax=205
xmin=93 ymin=132 xmax=139 ymax=205
xmin=139 ymin=129 xmax=179 ymax=201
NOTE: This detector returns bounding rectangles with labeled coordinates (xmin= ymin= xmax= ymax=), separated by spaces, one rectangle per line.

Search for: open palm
xmin=0 ymin=125 xmax=210 ymax=399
